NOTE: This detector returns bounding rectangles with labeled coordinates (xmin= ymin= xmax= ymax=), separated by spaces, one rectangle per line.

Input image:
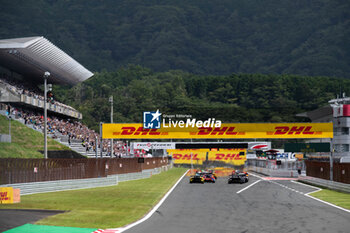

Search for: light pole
xmin=330 ymin=138 xmax=334 ymax=181
xmin=8 ymin=115 xmax=11 ymax=143
xmin=109 ymin=96 xmax=113 ymax=157
xmin=100 ymin=122 xmax=103 ymax=158
xmin=43 ymin=71 xmax=50 ymax=159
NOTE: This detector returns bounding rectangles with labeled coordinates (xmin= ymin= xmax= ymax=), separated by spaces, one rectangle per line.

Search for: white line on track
xmin=290 ymin=180 xmax=321 ymax=191
xmin=115 ymin=169 xmax=189 ymax=232
xmin=249 ymin=173 xmax=350 ymax=214
xmin=248 ymin=172 xmax=264 ymax=179
xmin=290 ymin=180 xmax=350 ymax=214
xmin=236 ymin=180 xmax=261 ymax=194
xmin=304 ymin=191 xmax=350 ymax=214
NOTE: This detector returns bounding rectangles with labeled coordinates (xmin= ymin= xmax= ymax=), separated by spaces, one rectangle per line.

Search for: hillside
xmin=0 ymin=115 xmax=69 ymax=158
xmin=1 ymin=0 xmax=349 ymax=77
xmin=54 ymin=66 xmax=350 ymax=131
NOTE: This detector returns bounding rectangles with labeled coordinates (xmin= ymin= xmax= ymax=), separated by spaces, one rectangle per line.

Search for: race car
xmin=237 ymin=170 xmax=249 ymax=183
xmin=207 ymin=169 xmax=217 ymax=179
xmin=203 ymin=174 xmax=216 ymax=183
xmin=190 ymin=174 xmax=205 ymax=184
xmin=228 ymin=170 xmax=249 ymax=184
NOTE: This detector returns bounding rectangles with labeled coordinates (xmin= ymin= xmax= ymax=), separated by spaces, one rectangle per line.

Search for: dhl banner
xmin=168 ymin=149 xmax=246 ymax=166
xmin=102 ymin=123 xmax=333 ymax=139
xmin=0 ymin=187 xmax=13 ymax=204
xmin=171 ymin=150 xmax=206 ymax=165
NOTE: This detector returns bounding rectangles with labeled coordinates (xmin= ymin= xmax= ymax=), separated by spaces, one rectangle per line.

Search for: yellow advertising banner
xmin=169 ymin=149 xmax=246 ymax=166
xmin=102 ymin=123 xmax=333 ymax=139
xmin=169 ymin=150 xmax=206 ymax=165
xmin=0 ymin=187 xmax=13 ymax=204
xmin=208 ymin=149 xmax=246 ymax=166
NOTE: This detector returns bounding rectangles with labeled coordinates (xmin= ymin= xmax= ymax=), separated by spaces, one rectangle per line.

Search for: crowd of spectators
xmin=0 ymin=75 xmax=43 ymax=99
xmin=0 ymin=76 xmax=77 ymax=113
xmin=1 ymin=74 xmax=147 ymax=157
xmin=7 ymin=105 xmax=146 ymax=157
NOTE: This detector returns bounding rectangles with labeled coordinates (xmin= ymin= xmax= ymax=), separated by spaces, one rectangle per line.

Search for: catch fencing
xmin=247 ymin=159 xmax=303 ymax=178
xmin=0 ymin=157 xmax=169 ymax=185
xmin=247 ymin=159 xmax=305 ymax=171
xmin=305 ymin=160 xmax=350 ymax=184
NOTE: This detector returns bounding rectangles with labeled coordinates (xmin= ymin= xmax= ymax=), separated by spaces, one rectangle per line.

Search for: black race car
xmin=228 ymin=170 xmax=249 ymax=184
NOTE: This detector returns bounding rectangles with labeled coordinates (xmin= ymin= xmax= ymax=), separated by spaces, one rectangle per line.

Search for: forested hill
xmin=54 ymin=66 xmax=350 ymax=131
xmin=1 ymin=0 xmax=350 ymax=77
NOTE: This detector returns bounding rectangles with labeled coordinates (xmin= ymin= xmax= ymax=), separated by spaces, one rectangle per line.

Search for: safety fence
xmin=246 ymin=159 xmax=303 ymax=177
xmin=0 ymin=157 xmax=169 ymax=185
xmin=305 ymin=160 xmax=350 ymax=184
xmin=247 ymin=159 xmax=305 ymax=171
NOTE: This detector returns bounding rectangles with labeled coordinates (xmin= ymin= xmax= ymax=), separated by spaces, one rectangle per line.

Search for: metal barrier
xmin=116 ymin=171 xmax=151 ymax=183
xmin=0 ymin=166 xmax=171 ymax=195
xmin=300 ymin=177 xmax=350 ymax=193
xmin=0 ymin=176 xmax=118 ymax=195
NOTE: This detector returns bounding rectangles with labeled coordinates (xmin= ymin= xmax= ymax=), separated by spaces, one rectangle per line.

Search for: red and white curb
xmin=92 ymin=229 xmax=123 ymax=233
xmin=263 ymin=177 xmax=298 ymax=181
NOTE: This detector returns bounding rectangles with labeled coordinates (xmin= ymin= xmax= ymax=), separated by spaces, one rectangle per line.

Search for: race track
xmin=123 ymin=174 xmax=350 ymax=233
xmin=0 ymin=209 xmax=64 ymax=232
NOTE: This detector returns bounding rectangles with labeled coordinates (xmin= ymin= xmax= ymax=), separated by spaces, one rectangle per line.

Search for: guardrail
xmin=0 ymin=176 xmax=118 ymax=195
xmin=0 ymin=166 xmax=170 ymax=195
xmin=299 ymin=177 xmax=350 ymax=193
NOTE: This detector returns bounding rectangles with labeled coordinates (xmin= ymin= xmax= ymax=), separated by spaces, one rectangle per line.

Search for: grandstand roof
xmin=0 ymin=36 xmax=93 ymax=85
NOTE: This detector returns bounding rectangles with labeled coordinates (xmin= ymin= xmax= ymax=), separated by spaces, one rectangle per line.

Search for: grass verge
xmin=0 ymin=115 xmax=69 ymax=158
xmin=0 ymin=168 xmax=187 ymax=229
xmin=309 ymin=189 xmax=350 ymax=210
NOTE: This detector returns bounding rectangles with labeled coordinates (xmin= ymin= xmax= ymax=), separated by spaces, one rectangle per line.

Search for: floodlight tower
xmin=109 ymin=96 xmax=113 ymax=157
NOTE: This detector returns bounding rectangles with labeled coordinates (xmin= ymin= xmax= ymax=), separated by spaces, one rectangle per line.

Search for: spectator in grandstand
xmin=5 ymin=104 xmax=138 ymax=157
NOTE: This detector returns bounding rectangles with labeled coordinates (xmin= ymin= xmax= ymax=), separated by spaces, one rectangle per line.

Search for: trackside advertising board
xmin=168 ymin=149 xmax=246 ymax=166
xmin=0 ymin=187 xmax=13 ymax=204
xmin=102 ymin=123 xmax=333 ymax=139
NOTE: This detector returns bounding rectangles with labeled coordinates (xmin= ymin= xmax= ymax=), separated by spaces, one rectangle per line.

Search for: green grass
xmin=0 ymin=115 xmax=69 ymax=158
xmin=0 ymin=168 xmax=187 ymax=229
xmin=310 ymin=189 xmax=350 ymax=210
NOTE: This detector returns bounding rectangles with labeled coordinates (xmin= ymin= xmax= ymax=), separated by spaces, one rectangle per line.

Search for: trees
xmin=53 ymin=67 xmax=350 ymax=129
xmin=1 ymin=0 xmax=349 ymax=77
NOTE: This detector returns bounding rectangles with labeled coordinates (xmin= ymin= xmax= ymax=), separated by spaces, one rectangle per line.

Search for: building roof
xmin=296 ymin=105 xmax=333 ymax=122
xmin=0 ymin=36 xmax=93 ymax=85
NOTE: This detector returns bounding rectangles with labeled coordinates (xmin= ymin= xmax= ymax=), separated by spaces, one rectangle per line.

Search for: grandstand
xmin=0 ymin=36 xmax=93 ymax=119
xmin=0 ymin=36 xmax=93 ymax=85
xmin=0 ymin=36 xmax=117 ymax=157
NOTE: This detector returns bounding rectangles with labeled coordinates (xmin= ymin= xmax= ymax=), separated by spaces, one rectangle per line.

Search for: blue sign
xmin=143 ymin=110 xmax=161 ymax=129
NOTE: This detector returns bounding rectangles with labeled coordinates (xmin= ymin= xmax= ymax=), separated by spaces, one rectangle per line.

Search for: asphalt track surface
xmin=123 ymin=174 xmax=350 ymax=233
xmin=0 ymin=209 xmax=64 ymax=232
